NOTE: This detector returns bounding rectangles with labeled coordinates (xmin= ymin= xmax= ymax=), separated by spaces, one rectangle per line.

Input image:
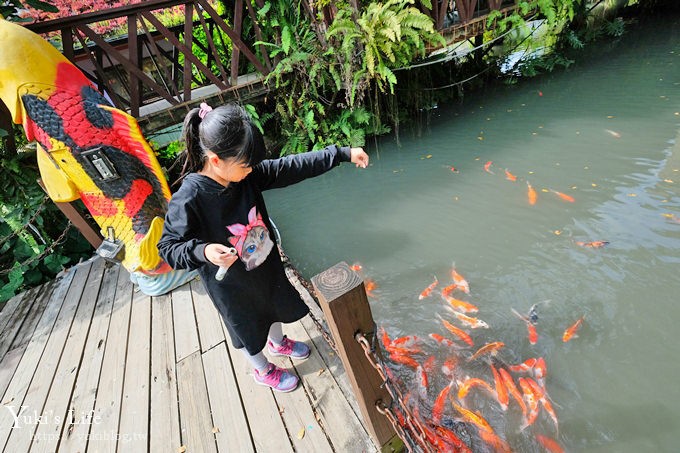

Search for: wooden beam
xmin=311 ymin=262 xmax=395 ymax=449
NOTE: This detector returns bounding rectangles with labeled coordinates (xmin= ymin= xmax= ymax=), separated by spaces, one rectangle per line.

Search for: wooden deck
xmin=0 ymin=257 xmax=378 ymax=452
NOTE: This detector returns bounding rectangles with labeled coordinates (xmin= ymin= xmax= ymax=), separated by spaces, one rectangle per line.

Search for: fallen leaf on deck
xmin=317 ymin=369 xmax=325 ymax=376
xmin=178 ymin=446 xmax=187 ymax=453
xmin=212 ymin=427 xmax=220 ymax=434
xmin=297 ymin=427 xmax=306 ymax=439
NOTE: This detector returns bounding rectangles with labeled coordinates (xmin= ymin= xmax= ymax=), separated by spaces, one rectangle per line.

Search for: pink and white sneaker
xmin=253 ymin=363 xmax=299 ymax=392
xmin=267 ymin=335 xmax=311 ymax=360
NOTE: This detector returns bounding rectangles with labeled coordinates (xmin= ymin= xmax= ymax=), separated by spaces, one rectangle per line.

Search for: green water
xmin=265 ymin=15 xmax=680 ymax=453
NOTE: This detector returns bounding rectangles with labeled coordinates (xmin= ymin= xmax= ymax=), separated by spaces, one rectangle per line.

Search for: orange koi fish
xmin=451 ymin=310 xmax=489 ymax=329
xmin=512 ymin=308 xmax=538 ymax=345
xmin=379 ymin=327 xmax=392 ymax=351
xmin=422 ymin=356 xmax=436 ymax=374
xmin=551 ymin=189 xmax=575 ymax=203
xmin=468 ymin=341 xmax=504 ymax=361
xmin=527 ymin=181 xmax=538 ymax=205
xmin=443 ymin=295 xmax=479 ymax=314
xmin=535 ymin=434 xmax=565 ymax=453
xmin=389 ymin=351 xmax=419 ymax=369
xmin=434 ymin=425 xmax=473 ymax=453
xmin=364 ymin=278 xmax=377 ymax=297
xmin=451 ymin=267 xmax=470 ymax=294
xmin=429 ymin=333 xmax=460 ymax=350
xmin=386 ymin=343 xmax=422 ymax=356
xmin=508 ymin=357 xmax=538 ymax=373
xmin=349 ymin=262 xmax=363 ymax=271
xmin=490 ymin=364 xmax=509 ymax=410
xmin=480 ymin=430 xmax=512 ymax=453
xmin=452 ymin=402 xmax=494 ymax=434
xmin=392 ymin=335 xmax=420 ymax=348
xmin=562 ymin=315 xmax=585 ymax=342
xmin=441 ymin=283 xmax=460 ymax=298
xmin=441 ymin=318 xmax=475 ymax=346
xmin=432 ymin=381 xmax=454 ymax=424
xmin=499 ymin=368 xmax=527 ymax=416
xmin=575 ymin=240 xmax=609 ymax=248
xmin=419 ymin=276 xmax=438 ymax=300
xmin=519 ymin=377 xmax=540 ymax=430
xmin=484 ymin=160 xmax=494 ymax=174
xmin=505 ymin=169 xmax=517 ymax=181
xmin=457 ymin=376 xmax=496 ymax=400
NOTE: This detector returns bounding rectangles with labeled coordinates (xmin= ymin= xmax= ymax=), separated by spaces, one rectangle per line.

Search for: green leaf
xmin=24 ymin=0 xmax=58 ymax=13
xmin=281 ymin=25 xmax=292 ymax=55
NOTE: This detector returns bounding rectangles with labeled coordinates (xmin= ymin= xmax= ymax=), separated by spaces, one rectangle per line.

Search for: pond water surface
xmin=266 ymin=14 xmax=680 ymax=453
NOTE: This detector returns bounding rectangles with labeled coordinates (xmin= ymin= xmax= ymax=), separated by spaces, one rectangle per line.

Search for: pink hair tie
xmin=198 ymin=102 xmax=213 ymax=119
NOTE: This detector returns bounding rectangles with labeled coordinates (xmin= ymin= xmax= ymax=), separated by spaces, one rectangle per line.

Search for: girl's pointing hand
xmin=350 ymin=147 xmax=370 ymax=169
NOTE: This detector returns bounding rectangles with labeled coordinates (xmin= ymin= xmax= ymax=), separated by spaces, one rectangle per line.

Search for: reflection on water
xmin=266 ymin=14 xmax=680 ymax=453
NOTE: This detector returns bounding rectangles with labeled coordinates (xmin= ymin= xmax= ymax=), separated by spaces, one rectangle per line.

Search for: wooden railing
xmin=421 ymin=0 xmax=517 ymax=31
xmin=26 ymin=0 xmax=271 ymax=120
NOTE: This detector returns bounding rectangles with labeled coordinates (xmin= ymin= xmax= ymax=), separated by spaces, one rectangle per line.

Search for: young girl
xmin=157 ymin=103 xmax=369 ymax=392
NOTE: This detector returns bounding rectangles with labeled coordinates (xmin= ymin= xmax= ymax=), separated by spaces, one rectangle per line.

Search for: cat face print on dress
xmin=227 ymin=206 xmax=274 ymax=271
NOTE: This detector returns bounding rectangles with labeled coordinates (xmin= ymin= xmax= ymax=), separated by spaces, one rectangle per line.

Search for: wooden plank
xmin=87 ymin=266 xmax=134 ymax=453
xmin=0 ymin=286 xmax=40 ymax=361
xmin=172 ymin=283 xmax=200 ymax=362
xmin=116 ymin=284 xmax=152 ymax=452
xmin=0 ymin=292 xmax=26 ymax=334
xmin=29 ymin=258 xmax=106 ymax=453
xmin=0 ymin=261 xmax=92 ymax=452
xmin=176 ymin=351 xmax=217 ymax=453
xmin=286 ymin=321 xmax=377 ymax=452
xmin=149 ymin=293 xmax=182 ymax=453
xmin=0 ymin=269 xmax=74 ymax=410
xmin=223 ymin=333 xmax=293 ymax=452
xmin=201 ymin=344 xmax=254 ymax=452
xmin=56 ymin=262 xmax=120 ymax=453
xmin=0 ymin=283 xmax=54 ymax=399
xmin=190 ymin=280 xmax=226 ymax=353
xmin=269 ymin=353 xmax=334 ymax=453
xmin=312 ymin=262 xmax=395 ymax=448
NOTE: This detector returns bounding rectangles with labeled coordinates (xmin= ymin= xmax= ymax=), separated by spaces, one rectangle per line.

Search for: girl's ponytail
xmin=176 ymin=107 xmax=204 ymax=184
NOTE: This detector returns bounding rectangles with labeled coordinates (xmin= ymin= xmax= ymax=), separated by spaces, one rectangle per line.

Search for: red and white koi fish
xmin=527 ymin=378 xmax=559 ymax=433
xmin=484 ymin=160 xmax=494 ymax=174
xmin=391 ymin=335 xmax=420 ymax=348
xmin=519 ymin=377 xmax=540 ymax=430
xmin=505 ymin=169 xmax=517 ymax=181
xmin=419 ymin=276 xmax=438 ymax=300
xmin=457 ymin=376 xmax=496 ymax=400
xmin=416 ymin=365 xmax=429 ymax=399
xmin=440 ymin=317 xmax=475 ymax=346
xmin=429 ymin=333 xmax=461 ymax=350
xmin=350 ymin=262 xmax=363 ymax=271
xmin=562 ymin=315 xmax=585 ymax=342
xmin=534 ymin=357 xmax=547 ymax=382
xmin=508 ymin=357 xmax=538 ymax=373
xmin=443 ymin=295 xmax=479 ymax=314
xmin=499 ymin=368 xmax=527 ymax=416
xmin=527 ymin=181 xmax=538 ymax=205
xmin=490 ymin=364 xmax=509 ymax=410
xmin=575 ymin=240 xmax=609 ymax=248
xmin=451 ymin=310 xmax=489 ymax=329
xmin=468 ymin=341 xmax=504 ymax=361
xmin=451 ymin=267 xmax=470 ymax=294
xmin=440 ymin=282 xmax=459 ymax=297
xmin=441 ymin=357 xmax=458 ymax=378
xmin=550 ymin=189 xmax=575 ymax=203
xmin=535 ymin=434 xmax=565 ymax=453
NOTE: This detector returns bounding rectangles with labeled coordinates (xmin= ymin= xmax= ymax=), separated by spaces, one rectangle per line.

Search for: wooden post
xmin=312 ymin=261 xmax=397 ymax=449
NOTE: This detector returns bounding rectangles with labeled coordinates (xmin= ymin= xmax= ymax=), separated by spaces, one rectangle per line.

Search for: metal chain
xmin=277 ymin=245 xmax=339 ymax=354
xmin=0 ymin=196 xmax=50 ymax=248
xmin=0 ymin=222 xmax=73 ymax=275
xmin=356 ymin=333 xmax=437 ymax=453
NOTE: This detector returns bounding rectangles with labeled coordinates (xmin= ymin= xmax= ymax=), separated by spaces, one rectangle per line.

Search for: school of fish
xmin=369 ymin=265 xmax=588 ymax=453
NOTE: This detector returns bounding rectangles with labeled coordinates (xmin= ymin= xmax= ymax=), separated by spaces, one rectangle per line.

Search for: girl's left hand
xmin=350 ymin=147 xmax=370 ymax=168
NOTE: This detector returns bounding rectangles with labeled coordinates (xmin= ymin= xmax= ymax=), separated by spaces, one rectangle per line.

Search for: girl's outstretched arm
xmin=252 ymin=145 xmax=368 ymax=191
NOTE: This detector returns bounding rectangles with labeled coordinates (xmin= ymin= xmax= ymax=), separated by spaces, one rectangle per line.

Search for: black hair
xmin=176 ymin=103 xmax=264 ymax=184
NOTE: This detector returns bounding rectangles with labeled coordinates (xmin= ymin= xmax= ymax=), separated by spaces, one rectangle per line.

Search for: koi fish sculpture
xmin=0 ymin=18 xmax=195 ymax=295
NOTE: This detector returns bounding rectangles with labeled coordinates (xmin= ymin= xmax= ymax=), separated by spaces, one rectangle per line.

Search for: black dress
xmin=158 ymin=145 xmax=351 ymax=355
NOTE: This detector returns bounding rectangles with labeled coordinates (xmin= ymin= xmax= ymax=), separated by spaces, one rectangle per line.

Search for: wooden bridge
xmin=8 ymin=0 xmax=517 ymax=140
xmin=0 ymin=257 xmax=388 ymax=452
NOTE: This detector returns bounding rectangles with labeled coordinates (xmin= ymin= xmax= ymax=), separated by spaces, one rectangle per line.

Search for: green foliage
xmin=0 ymin=142 xmax=90 ymax=303
xmin=1 ymin=0 xmax=57 ymax=22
